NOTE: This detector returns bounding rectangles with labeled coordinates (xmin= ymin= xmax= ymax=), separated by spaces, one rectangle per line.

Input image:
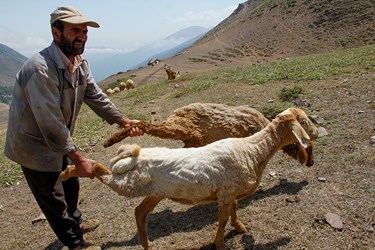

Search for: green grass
xmin=172 ymin=44 xmax=375 ymax=98
xmin=0 ymin=44 xmax=374 ymax=186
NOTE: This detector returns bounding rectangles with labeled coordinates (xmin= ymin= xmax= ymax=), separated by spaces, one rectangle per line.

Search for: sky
xmin=0 ymin=0 xmax=242 ymax=58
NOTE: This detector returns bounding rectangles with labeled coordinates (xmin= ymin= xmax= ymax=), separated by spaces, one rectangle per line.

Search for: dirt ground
xmin=0 ymin=71 xmax=374 ymax=249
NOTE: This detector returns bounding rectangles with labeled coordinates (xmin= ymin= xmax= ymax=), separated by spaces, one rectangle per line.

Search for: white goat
xmin=61 ymin=108 xmax=318 ymax=249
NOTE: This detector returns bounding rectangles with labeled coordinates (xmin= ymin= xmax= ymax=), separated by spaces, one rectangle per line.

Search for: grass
xmin=0 ymin=44 xmax=374 ymax=186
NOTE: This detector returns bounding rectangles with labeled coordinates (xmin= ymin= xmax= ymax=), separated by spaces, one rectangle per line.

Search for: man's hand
xmin=67 ymin=150 xmax=96 ymax=178
xmin=117 ymin=117 xmax=144 ymax=137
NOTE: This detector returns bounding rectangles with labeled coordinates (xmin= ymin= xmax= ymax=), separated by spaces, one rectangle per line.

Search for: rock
xmin=32 ymin=213 xmax=46 ymax=224
xmin=357 ymin=110 xmax=365 ymax=114
xmin=309 ymin=115 xmax=326 ymax=125
xmin=325 ymin=213 xmax=343 ymax=230
xmin=269 ymin=170 xmax=277 ymax=178
xmin=318 ymin=127 xmax=328 ymax=137
xmin=292 ymin=99 xmax=311 ymax=107
xmin=286 ymin=195 xmax=301 ymax=203
xmin=318 ymin=177 xmax=327 ymax=182
xmin=370 ymin=136 xmax=375 ymax=146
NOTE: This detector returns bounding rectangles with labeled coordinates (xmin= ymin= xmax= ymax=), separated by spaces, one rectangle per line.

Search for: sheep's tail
xmin=103 ymin=120 xmax=151 ymax=148
xmin=110 ymin=144 xmax=142 ymax=166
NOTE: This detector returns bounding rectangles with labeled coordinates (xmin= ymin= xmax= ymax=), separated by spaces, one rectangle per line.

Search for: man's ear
xmin=291 ymin=120 xmax=310 ymax=148
xmin=52 ymin=27 xmax=61 ymax=42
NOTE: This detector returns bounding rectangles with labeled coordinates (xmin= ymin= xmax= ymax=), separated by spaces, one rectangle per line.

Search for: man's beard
xmin=58 ymin=34 xmax=85 ymax=56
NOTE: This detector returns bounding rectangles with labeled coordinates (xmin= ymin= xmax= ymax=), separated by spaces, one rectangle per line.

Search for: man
xmin=4 ymin=6 xmax=143 ymax=249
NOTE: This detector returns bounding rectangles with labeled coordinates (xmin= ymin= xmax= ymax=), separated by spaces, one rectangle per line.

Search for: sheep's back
xmin=173 ymin=103 xmax=270 ymax=147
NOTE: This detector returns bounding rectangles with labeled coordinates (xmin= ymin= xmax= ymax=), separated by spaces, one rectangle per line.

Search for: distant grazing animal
xmin=106 ymin=88 xmax=114 ymax=96
xmin=119 ymin=81 xmax=126 ymax=91
xmin=125 ymin=79 xmax=135 ymax=89
xmin=113 ymin=86 xmax=120 ymax=94
xmin=103 ymin=103 xmax=316 ymax=166
xmin=59 ymin=108 xmax=319 ymax=250
xmin=164 ymin=64 xmax=180 ymax=80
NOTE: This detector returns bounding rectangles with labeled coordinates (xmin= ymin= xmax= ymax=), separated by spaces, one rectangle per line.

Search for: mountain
xmin=0 ymin=43 xmax=27 ymax=104
xmin=100 ymin=0 xmax=375 ymax=87
xmin=133 ymin=32 xmax=207 ymax=70
xmin=88 ymin=26 xmax=209 ymax=82
xmin=0 ymin=43 xmax=27 ymax=87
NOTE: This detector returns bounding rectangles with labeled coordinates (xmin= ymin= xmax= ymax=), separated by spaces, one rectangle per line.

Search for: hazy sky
xmin=0 ymin=0 xmax=241 ymax=58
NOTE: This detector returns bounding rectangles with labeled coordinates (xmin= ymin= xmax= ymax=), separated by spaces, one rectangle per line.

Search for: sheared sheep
xmin=103 ymin=103 xmax=315 ymax=166
xmin=59 ymin=108 xmax=319 ymax=250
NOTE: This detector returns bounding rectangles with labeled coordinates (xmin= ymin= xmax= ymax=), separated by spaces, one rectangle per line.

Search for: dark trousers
xmin=22 ymin=161 xmax=84 ymax=248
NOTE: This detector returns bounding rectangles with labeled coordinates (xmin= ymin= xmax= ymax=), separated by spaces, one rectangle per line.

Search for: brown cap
xmin=50 ymin=6 xmax=100 ymax=28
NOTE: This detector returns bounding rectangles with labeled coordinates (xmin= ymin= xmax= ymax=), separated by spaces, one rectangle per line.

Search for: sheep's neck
xmin=240 ymin=119 xmax=289 ymax=178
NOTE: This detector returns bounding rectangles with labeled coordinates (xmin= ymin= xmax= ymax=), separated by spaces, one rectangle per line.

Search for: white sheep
xmin=125 ymin=79 xmax=135 ymax=89
xmin=106 ymin=88 xmax=114 ymax=96
xmin=113 ymin=86 xmax=120 ymax=94
xmin=119 ymin=81 xmax=126 ymax=91
xmin=60 ymin=108 xmax=319 ymax=249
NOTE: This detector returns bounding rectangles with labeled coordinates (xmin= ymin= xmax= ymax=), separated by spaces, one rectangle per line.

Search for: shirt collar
xmin=55 ymin=45 xmax=84 ymax=75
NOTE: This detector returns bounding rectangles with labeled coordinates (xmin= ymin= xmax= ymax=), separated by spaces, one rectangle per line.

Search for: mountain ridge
xmin=100 ymin=0 xmax=374 ymax=87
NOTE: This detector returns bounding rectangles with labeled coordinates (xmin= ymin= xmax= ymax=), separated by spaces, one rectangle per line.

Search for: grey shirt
xmin=4 ymin=42 xmax=123 ymax=172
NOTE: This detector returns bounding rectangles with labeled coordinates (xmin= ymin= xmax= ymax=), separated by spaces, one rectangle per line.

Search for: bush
xmin=279 ymin=86 xmax=304 ymax=102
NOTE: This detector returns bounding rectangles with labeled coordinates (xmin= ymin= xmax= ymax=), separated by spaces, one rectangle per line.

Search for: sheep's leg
xmin=92 ymin=162 xmax=112 ymax=182
xmin=214 ymin=203 xmax=231 ymax=250
xmin=58 ymin=165 xmax=77 ymax=181
xmin=135 ymin=196 xmax=164 ymax=250
xmin=103 ymin=119 xmax=199 ymax=148
xmin=230 ymin=200 xmax=247 ymax=233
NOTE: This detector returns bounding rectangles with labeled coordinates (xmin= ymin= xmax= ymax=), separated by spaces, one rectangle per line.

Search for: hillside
xmin=0 ymin=43 xmax=27 ymax=87
xmin=0 ymin=44 xmax=374 ymax=250
xmin=100 ymin=0 xmax=375 ymax=87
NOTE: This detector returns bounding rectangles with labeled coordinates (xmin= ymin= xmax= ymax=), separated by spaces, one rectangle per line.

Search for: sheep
xmin=125 ymin=79 xmax=135 ymax=89
xmin=59 ymin=108 xmax=319 ymax=250
xmin=164 ymin=64 xmax=180 ymax=80
xmin=119 ymin=81 xmax=126 ymax=91
xmin=106 ymin=88 xmax=114 ymax=96
xmin=103 ymin=103 xmax=315 ymax=166
xmin=113 ymin=86 xmax=121 ymax=94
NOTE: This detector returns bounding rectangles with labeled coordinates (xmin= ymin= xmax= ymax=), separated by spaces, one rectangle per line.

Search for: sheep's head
xmin=277 ymin=108 xmax=319 ymax=166
xmin=288 ymin=108 xmax=319 ymax=141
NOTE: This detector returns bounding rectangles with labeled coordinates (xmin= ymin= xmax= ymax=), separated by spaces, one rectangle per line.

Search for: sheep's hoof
xmin=232 ymin=221 xmax=247 ymax=233
xmin=214 ymin=241 xmax=226 ymax=250
xmin=140 ymin=241 xmax=152 ymax=250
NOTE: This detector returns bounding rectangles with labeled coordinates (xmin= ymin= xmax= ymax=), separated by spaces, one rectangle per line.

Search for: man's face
xmin=53 ymin=23 xmax=88 ymax=57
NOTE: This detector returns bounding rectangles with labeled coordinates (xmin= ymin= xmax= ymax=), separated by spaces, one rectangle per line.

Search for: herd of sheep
xmin=105 ymin=79 xmax=135 ymax=96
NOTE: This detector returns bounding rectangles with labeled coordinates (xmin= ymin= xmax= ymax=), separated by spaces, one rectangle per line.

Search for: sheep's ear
xmin=291 ymin=120 xmax=310 ymax=148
